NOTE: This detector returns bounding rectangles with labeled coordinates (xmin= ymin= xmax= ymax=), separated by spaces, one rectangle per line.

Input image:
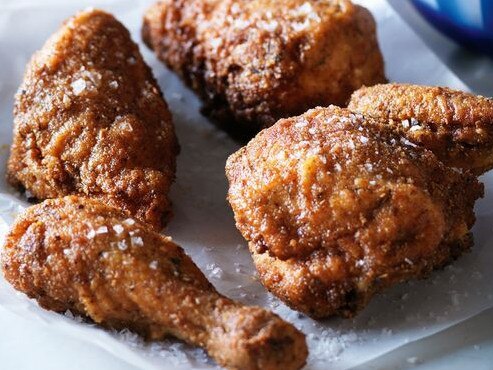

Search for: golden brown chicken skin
xmin=7 ymin=9 xmax=179 ymax=230
xmin=348 ymin=83 xmax=493 ymax=175
xmin=1 ymin=196 xmax=308 ymax=370
xmin=143 ymin=0 xmax=386 ymax=136
xmin=226 ymin=106 xmax=483 ymax=318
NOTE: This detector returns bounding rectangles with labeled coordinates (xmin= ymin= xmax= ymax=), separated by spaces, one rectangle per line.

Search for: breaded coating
xmin=1 ymin=196 xmax=308 ymax=370
xmin=348 ymin=83 xmax=493 ymax=174
xmin=143 ymin=0 xmax=385 ymax=136
xmin=7 ymin=9 xmax=179 ymax=230
xmin=226 ymin=106 xmax=483 ymax=318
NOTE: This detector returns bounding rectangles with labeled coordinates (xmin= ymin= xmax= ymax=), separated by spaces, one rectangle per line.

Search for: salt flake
xmin=71 ymin=78 xmax=86 ymax=95
xmin=96 ymin=226 xmax=108 ymax=234
xmin=113 ymin=224 xmax=124 ymax=234
xmin=123 ymin=218 xmax=136 ymax=226
xmin=131 ymin=236 xmax=144 ymax=247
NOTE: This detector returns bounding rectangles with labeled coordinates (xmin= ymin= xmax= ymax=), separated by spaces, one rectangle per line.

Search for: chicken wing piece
xmin=226 ymin=106 xmax=483 ymax=318
xmin=7 ymin=9 xmax=179 ymax=230
xmin=348 ymin=83 xmax=493 ymax=174
xmin=142 ymin=0 xmax=385 ymax=136
xmin=1 ymin=196 xmax=307 ymax=370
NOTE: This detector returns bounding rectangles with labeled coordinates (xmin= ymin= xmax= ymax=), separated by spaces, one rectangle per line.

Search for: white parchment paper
xmin=0 ymin=1 xmax=492 ymax=369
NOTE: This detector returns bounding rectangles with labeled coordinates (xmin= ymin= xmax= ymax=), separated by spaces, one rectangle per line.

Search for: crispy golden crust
xmin=348 ymin=83 xmax=493 ymax=174
xmin=142 ymin=0 xmax=385 ymax=136
xmin=1 ymin=196 xmax=307 ymax=370
xmin=226 ymin=106 xmax=483 ymax=318
xmin=7 ymin=9 xmax=179 ymax=230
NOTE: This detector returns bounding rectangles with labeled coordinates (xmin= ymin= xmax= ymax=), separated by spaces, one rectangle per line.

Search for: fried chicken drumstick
xmin=1 ymin=196 xmax=307 ymax=370
xmin=348 ymin=83 xmax=493 ymax=174
xmin=143 ymin=0 xmax=385 ymax=136
xmin=7 ymin=9 xmax=178 ymax=230
xmin=226 ymin=106 xmax=483 ymax=318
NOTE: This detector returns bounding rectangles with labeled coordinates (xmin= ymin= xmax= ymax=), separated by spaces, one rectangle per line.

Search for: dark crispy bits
xmin=1 ymin=196 xmax=307 ymax=370
xmin=226 ymin=106 xmax=483 ymax=318
xmin=7 ymin=9 xmax=179 ymax=230
xmin=143 ymin=0 xmax=386 ymax=136
xmin=348 ymin=83 xmax=493 ymax=174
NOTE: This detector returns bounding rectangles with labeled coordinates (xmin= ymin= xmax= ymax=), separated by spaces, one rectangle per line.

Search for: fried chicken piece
xmin=1 ymin=196 xmax=307 ymax=370
xmin=142 ymin=0 xmax=385 ymax=136
xmin=226 ymin=106 xmax=483 ymax=318
xmin=348 ymin=83 xmax=493 ymax=174
xmin=7 ymin=9 xmax=179 ymax=230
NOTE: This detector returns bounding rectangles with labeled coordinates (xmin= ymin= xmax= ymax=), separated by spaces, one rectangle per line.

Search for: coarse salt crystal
xmin=296 ymin=2 xmax=314 ymax=15
xmin=406 ymin=357 xmax=419 ymax=364
xmin=96 ymin=226 xmax=108 ymax=234
xmin=382 ymin=328 xmax=393 ymax=336
xmin=234 ymin=262 xmax=243 ymax=274
xmin=259 ymin=20 xmax=279 ymax=32
xmin=209 ymin=38 xmax=222 ymax=49
xmin=71 ymin=78 xmax=86 ymax=95
xmin=113 ymin=224 xmax=124 ymax=234
xmin=206 ymin=263 xmax=223 ymax=279
xmin=109 ymin=80 xmax=119 ymax=89
xmin=131 ymin=236 xmax=144 ymax=247
xmin=62 ymin=94 xmax=71 ymax=106
xmin=234 ymin=19 xmax=250 ymax=29
xmin=401 ymin=138 xmax=418 ymax=147
xmin=360 ymin=136 xmax=369 ymax=144
xmin=117 ymin=240 xmax=128 ymax=251
xmin=149 ymin=260 xmax=158 ymax=270
xmin=401 ymin=119 xmax=410 ymax=128
xmin=123 ymin=218 xmax=135 ymax=226
xmin=292 ymin=19 xmax=310 ymax=32
xmin=87 ymin=229 xmax=96 ymax=238
xmin=121 ymin=121 xmax=133 ymax=132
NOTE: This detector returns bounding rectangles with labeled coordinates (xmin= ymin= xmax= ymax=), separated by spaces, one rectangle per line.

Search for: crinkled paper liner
xmin=0 ymin=1 xmax=492 ymax=369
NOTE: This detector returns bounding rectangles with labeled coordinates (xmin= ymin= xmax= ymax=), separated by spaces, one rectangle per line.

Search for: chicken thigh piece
xmin=7 ymin=9 xmax=179 ymax=230
xmin=1 ymin=196 xmax=307 ymax=370
xmin=226 ymin=106 xmax=483 ymax=318
xmin=348 ymin=83 xmax=493 ymax=174
xmin=143 ymin=0 xmax=385 ymax=136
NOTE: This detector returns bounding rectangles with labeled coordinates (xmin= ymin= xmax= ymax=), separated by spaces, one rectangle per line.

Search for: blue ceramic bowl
xmin=410 ymin=0 xmax=493 ymax=57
